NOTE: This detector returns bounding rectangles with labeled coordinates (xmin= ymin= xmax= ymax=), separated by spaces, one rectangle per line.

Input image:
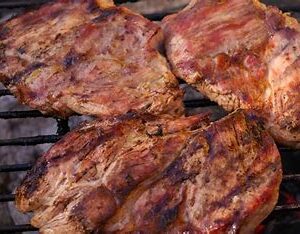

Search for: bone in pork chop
xmin=0 ymin=0 xmax=183 ymax=118
xmin=163 ymin=0 xmax=300 ymax=148
xmin=16 ymin=111 xmax=282 ymax=233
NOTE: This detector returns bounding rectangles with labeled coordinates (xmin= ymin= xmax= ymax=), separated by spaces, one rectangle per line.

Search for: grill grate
xmin=0 ymin=0 xmax=300 ymax=233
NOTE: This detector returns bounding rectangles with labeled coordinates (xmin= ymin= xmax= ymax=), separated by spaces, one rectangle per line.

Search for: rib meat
xmin=163 ymin=0 xmax=300 ymax=148
xmin=0 ymin=0 xmax=183 ymax=118
xmin=16 ymin=111 xmax=282 ymax=233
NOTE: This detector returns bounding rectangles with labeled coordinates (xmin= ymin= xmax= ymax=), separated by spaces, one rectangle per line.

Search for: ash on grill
xmin=0 ymin=0 xmax=300 ymax=233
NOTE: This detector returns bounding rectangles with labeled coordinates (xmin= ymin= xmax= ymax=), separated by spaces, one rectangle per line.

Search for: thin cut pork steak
xmin=0 ymin=0 xmax=183 ymax=118
xmin=163 ymin=0 xmax=300 ymax=148
xmin=16 ymin=111 xmax=282 ymax=233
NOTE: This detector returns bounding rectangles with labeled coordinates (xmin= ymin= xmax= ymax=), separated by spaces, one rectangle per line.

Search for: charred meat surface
xmin=0 ymin=0 xmax=183 ymax=118
xmin=16 ymin=111 xmax=282 ymax=233
xmin=163 ymin=0 xmax=300 ymax=148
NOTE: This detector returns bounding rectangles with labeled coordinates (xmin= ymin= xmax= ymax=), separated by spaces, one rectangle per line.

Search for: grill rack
xmin=0 ymin=0 xmax=300 ymax=233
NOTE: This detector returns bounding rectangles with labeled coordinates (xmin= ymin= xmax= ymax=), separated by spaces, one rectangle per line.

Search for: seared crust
xmin=16 ymin=111 xmax=282 ymax=233
xmin=163 ymin=0 xmax=300 ymax=148
xmin=0 ymin=0 xmax=183 ymax=118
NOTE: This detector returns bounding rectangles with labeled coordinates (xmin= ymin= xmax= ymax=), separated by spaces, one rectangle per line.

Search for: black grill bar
xmin=0 ymin=110 xmax=46 ymax=119
xmin=279 ymin=147 xmax=300 ymax=153
xmin=274 ymin=204 xmax=300 ymax=211
xmin=0 ymin=89 xmax=11 ymax=97
xmin=1 ymin=193 xmax=299 ymax=212
xmin=0 ymin=176 xmax=298 ymax=200
xmin=0 ymin=194 xmax=15 ymax=202
xmin=283 ymin=174 xmax=300 ymax=181
xmin=0 ymin=135 xmax=62 ymax=146
xmin=0 ymin=0 xmax=139 ymax=8
xmin=1 ymin=89 xmax=293 ymax=118
xmin=0 ymin=0 xmax=299 ymax=13
xmin=0 ymin=163 xmax=32 ymax=173
xmin=0 ymin=224 xmax=38 ymax=233
xmin=184 ymin=99 xmax=217 ymax=108
xmin=0 ymin=0 xmax=48 ymax=8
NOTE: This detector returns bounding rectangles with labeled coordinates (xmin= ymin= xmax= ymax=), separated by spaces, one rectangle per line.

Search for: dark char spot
xmin=164 ymin=157 xmax=188 ymax=184
xmin=92 ymin=9 xmax=121 ymax=23
xmin=63 ymin=50 xmax=80 ymax=69
xmin=0 ymin=26 xmax=9 ymax=40
xmin=49 ymin=9 xmax=64 ymax=19
xmin=159 ymin=206 xmax=179 ymax=230
xmin=17 ymin=47 xmax=26 ymax=54
xmin=163 ymin=137 xmax=203 ymax=184
xmin=22 ymin=160 xmax=48 ymax=198
xmin=8 ymin=62 xmax=46 ymax=86
xmin=87 ymin=0 xmax=101 ymax=13
xmin=0 ymin=43 xmax=6 ymax=65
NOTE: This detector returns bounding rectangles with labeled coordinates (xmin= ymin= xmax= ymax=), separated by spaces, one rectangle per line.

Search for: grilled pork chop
xmin=0 ymin=0 xmax=183 ymax=118
xmin=16 ymin=111 xmax=282 ymax=233
xmin=163 ymin=0 xmax=300 ymax=148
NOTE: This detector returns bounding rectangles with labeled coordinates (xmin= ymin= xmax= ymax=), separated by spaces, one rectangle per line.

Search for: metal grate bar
xmin=1 ymin=192 xmax=299 ymax=212
xmin=0 ymin=163 xmax=32 ymax=173
xmin=274 ymin=203 xmax=300 ymax=211
xmin=279 ymin=147 xmax=300 ymax=153
xmin=283 ymin=174 xmax=300 ymax=181
xmin=0 ymin=0 xmax=299 ymax=13
xmin=0 ymin=110 xmax=46 ymax=119
xmin=184 ymin=99 xmax=217 ymax=108
xmin=0 ymin=224 xmax=38 ymax=233
xmin=0 ymin=194 xmax=15 ymax=202
xmin=0 ymin=135 xmax=62 ymax=146
xmin=0 ymin=0 xmax=48 ymax=8
xmin=0 ymin=100 xmax=217 ymax=120
xmin=0 ymin=89 xmax=11 ymax=97
xmin=3 ymin=163 xmax=299 ymax=176
xmin=0 ymin=0 xmax=140 ymax=8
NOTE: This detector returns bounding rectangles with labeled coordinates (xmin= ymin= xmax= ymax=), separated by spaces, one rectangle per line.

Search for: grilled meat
xmin=0 ymin=0 xmax=183 ymax=118
xmin=163 ymin=0 xmax=300 ymax=148
xmin=16 ymin=111 xmax=282 ymax=233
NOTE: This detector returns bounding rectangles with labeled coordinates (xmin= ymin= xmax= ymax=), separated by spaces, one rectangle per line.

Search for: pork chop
xmin=16 ymin=111 xmax=282 ymax=233
xmin=0 ymin=0 xmax=183 ymax=118
xmin=163 ymin=0 xmax=300 ymax=148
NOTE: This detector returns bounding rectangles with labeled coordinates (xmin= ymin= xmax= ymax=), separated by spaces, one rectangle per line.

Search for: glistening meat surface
xmin=16 ymin=111 xmax=282 ymax=233
xmin=163 ymin=0 xmax=300 ymax=148
xmin=0 ymin=0 xmax=183 ymax=118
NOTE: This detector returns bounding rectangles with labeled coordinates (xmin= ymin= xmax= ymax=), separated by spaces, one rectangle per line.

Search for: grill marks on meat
xmin=16 ymin=111 xmax=282 ymax=233
xmin=163 ymin=0 xmax=300 ymax=148
xmin=0 ymin=0 xmax=183 ymax=118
